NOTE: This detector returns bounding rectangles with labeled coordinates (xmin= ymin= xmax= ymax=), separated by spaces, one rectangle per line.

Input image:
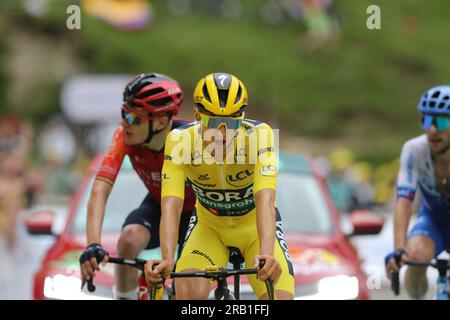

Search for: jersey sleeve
xmin=96 ymin=126 xmax=127 ymax=185
xmin=396 ymin=141 xmax=418 ymax=201
xmin=161 ymin=129 xmax=187 ymax=201
xmin=253 ymin=123 xmax=278 ymax=194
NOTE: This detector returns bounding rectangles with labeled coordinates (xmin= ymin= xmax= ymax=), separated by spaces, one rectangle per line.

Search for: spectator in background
xmin=0 ymin=116 xmax=36 ymax=250
xmin=37 ymin=115 xmax=78 ymax=204
xmin=326 ymin=148 xmax=356 ymax=213
xmin=0 ymin=116 xmax=31 ymax=167
xmin=299 ymin=0 xmax=339 ymax=53
xmin=348 ymin=161 xmax=375 ymax=211
xmin=373 ymin=159 xmax=400 ymax=208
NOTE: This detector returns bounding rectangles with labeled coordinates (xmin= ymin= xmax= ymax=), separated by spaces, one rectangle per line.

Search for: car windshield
xmin=276 ymin=171 xmax=334 ymax=234
xmin=70 ymin=158 xmax=148 ymax=234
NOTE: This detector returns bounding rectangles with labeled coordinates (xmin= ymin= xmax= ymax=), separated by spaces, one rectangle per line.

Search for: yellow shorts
xmin=175 ymin=209 xmax=295 ymax=299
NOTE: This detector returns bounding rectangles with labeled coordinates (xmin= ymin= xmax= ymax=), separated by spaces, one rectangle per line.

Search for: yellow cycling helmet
xmin=193 ymin=72 xmax=248 ymax=116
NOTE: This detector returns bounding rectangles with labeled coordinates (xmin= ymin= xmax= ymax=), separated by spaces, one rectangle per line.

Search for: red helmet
xmin=123 ymin=73 xmax=183 ymax=116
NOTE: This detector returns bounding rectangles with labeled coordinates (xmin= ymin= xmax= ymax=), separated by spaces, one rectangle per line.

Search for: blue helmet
xmin=418 ymin=85 xmax=450 ymax=115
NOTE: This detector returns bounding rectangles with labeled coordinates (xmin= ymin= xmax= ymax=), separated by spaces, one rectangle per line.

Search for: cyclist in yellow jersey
xmin=145 ymin=73 xmax=294 ymax=299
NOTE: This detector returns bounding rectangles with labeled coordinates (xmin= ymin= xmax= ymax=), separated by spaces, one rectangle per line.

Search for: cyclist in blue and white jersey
xmin=385 ymin=85 xmax=450 ymax=299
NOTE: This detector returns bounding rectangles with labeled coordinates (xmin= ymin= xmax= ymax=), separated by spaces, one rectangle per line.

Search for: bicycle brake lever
xmin=391 ymin=270 xmax=400 ymax=296
xmin=259 ymin=259 xmax=266 ymax=269
xmin=265 ymin=279 xmax=275 ymax=300
xmin=258 ymin=259 xmax=275 ymax=299
xmin=151 ymin=263 xmax=165 ymax=289
xmin=81 ymin=278 xmax=96 ymax=292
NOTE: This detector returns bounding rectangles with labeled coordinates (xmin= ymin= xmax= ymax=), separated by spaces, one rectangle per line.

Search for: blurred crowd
xmin=0 ymin=116 xmax=40 ymax=250
xmin=314 ymin=148 xmax=400 ymax=214
xmin=0 ymin=114 xmax=88 ymax=252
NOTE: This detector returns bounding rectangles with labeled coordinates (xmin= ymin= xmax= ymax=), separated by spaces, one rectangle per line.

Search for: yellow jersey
xmin=161 ymin=119 xmax=278 ymax=225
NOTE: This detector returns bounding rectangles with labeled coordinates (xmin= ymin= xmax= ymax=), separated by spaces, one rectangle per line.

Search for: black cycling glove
xmin=79 ymin=243 xmax=109 ymax=266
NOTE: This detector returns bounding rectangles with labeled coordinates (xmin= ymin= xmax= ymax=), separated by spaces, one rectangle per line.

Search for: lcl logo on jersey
xmin=226 ymin=170 xmax=252 ymax=187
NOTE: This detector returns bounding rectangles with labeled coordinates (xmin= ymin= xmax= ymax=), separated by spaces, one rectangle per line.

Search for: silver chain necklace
xmin=432 ymin=154 xmax=450 ymax=187
xmin=438 ymin=165 xmax=449 ymax=187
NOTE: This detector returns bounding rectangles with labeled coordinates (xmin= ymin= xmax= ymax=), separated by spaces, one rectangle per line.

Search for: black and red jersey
xmin=96 ymin=119 xmax=196 ymax=212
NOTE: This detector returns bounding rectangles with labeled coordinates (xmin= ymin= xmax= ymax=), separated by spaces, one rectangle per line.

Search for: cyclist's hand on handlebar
xmin=79 ymin=243 xmax=109 ymax=280
xmin=254 ymin=255 xmax=281 ymax=284
xmin=145 ymin=259 xmax=171 ymax=284
xmin=384 ymin=248 xmax=408 ymax=279
xmin=385 ymin=258 xmax=400 ymax=280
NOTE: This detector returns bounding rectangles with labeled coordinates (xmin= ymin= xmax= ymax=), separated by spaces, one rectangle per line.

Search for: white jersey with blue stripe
xmin=397 ymin=134 xmax=450 ymax=219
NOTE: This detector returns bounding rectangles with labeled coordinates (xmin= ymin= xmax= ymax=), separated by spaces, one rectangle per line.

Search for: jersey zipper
xmin=218 ymin=163 xmax=234 ymax=227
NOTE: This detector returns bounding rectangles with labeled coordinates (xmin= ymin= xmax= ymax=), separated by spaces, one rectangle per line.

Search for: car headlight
xmin=296 ymin=275 xmax=359 ymax=300
xmin=44 ymin=275 xmax=113 ymax=300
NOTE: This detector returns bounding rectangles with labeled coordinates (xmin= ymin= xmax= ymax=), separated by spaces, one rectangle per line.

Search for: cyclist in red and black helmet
xmin=79 ymin=73 xmax=196 ymax=299
xmin=121 ymin=73 xmax=183 ymax=144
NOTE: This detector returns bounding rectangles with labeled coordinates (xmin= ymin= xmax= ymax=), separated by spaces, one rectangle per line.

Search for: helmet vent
xmin=151 ymin=96 xmax=173 ymax=107
xmin=202 ymin=84 xmax=211 ymax=103
xmin=430 ymin=101 xmax=436 ymax=108
xmin=234 ymin=86 xmax=242 ymax=104
xmin=195 ymin=103 xmax=206 ymax=112
xmin=218 ymin=89 xmax=228 ymax=108
xmin=137 ymin=87 xmax=165 ymax=99
xmin=432 ymin=91 xmax=441 ymax=98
